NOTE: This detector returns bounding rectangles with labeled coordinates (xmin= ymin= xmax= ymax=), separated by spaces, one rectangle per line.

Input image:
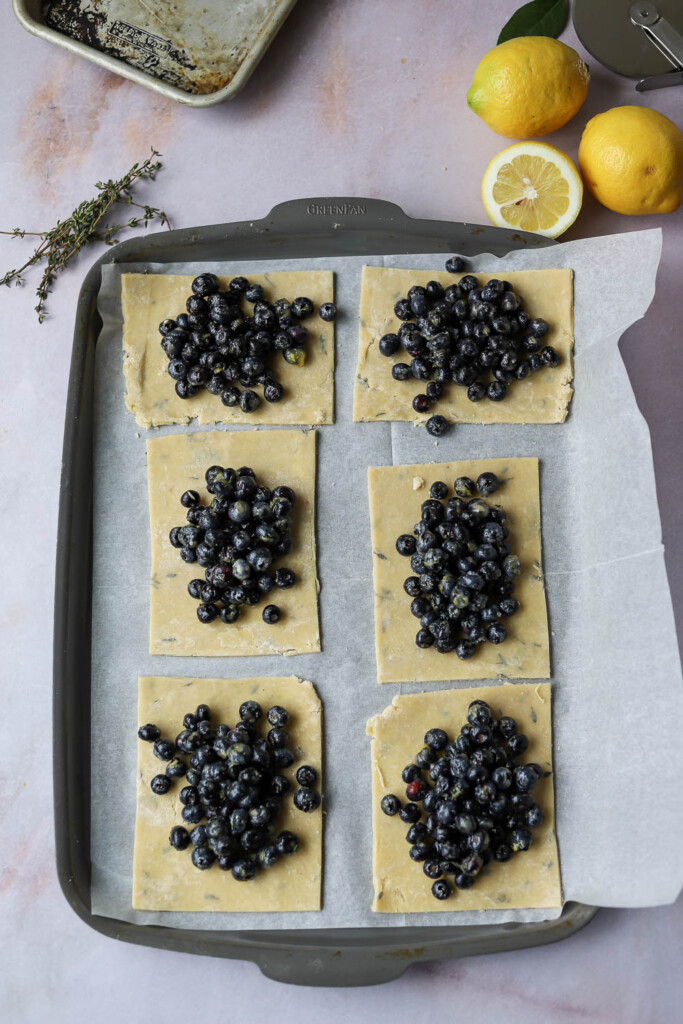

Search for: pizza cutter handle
xmin=630 ymin=2 xmax=683 ymax=70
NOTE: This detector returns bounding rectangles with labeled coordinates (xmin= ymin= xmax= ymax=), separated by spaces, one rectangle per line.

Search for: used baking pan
xmin=13 ymin=0 xmax=298 ymax=105
xmin=54 ymin=197 xmax=598 ymax=986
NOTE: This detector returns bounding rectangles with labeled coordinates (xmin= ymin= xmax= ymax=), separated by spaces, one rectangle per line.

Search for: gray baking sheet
xmin=91 ymin=229 xmax=683 ymax=929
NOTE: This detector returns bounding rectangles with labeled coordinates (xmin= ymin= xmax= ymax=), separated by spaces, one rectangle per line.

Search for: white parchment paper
xmin=91 ymin=228 xmax=683 ymax=930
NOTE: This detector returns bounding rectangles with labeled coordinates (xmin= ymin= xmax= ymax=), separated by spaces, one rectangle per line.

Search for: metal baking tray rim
xmin=54 ymin=196 xmax=598 ymax=986
xmin=13 ymin=0 xmax=298 ymax=106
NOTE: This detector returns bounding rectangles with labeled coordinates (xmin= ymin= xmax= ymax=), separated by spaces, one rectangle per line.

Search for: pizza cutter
xmin=573 ymin=0 xmax=683 ymax=90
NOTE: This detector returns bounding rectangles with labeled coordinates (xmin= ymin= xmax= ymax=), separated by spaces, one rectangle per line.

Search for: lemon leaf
xmin=497 ymin=0 xmax=568 ymax=45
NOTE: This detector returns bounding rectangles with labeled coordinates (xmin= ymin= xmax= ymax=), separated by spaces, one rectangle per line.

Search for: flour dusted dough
xmin=367 ymin=683 xmax=561 ymax=914
xmin=133 ymin=676 xmax=322 ymax=912
xmin=147 ymin=429 xmax=319 ymax=657
xmin=123 ymin=272 xmax=335 ymax=428
xmin=368 ymin=458 xmax=549 ymax=684
xmin=354 ymin=266 xmax=573 ymax=424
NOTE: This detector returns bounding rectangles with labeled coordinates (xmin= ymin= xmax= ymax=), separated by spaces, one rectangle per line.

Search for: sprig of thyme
xmin=0 ymin=148 xmax=170 ymax=322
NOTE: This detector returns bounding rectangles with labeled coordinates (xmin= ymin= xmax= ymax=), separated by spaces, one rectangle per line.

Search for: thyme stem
xmin=0 ymin=148 xmax=170 ymax=322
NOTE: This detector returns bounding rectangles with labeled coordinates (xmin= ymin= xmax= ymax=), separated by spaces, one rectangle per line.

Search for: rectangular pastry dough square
xmin=123 ymin=271 xmax=335 ymax=428
xmin=354 ymin=266 xmax=573 ymax=424
xmin=368 ymin=458 xmax=549 ymax=684
xmin=367 ymin=682 xmax=561 ymax=913
xmin=147 ymin=429 xmax=319 ymax=657
xmin=133 ymin=675 xmax=322 ymax=912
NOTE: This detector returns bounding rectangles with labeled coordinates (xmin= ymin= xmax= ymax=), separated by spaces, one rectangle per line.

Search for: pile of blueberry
xmin=139 ymin=700 xmax=321 ymax=880
xmin=159 ymin=272 xmax=337 ymax=410
xmin=378 ymin=256 xmax=560 ymax=436
xmin=170 ymin=465 xmax=298 ymax=626
xmin=396 ymin=471 xmax=521 ymax=659
xmin=380 ymin=699 xmax=545 ymax=901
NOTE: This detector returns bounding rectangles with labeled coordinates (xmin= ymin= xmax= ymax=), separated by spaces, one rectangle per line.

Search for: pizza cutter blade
xmin=573 ymin=0 xmax=683 ymax=89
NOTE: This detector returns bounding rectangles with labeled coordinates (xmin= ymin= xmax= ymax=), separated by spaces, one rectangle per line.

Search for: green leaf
xmin=497 ymin=0 xmax=568 ymax=44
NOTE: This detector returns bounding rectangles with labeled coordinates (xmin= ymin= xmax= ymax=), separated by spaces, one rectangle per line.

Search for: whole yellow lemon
xmin=467 ymin=37 xmax=590 ymax=139
xmin=578 ymin=106 xmax=683 ymax=215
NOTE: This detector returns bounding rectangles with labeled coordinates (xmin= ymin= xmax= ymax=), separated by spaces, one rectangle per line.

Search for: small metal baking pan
xmin=13 ymin=0 xmax=297 ymax=105
xmin=54 ymin=197 xmax=598 ymax=986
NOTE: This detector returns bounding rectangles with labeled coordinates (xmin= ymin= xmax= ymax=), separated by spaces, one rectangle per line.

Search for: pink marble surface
xmin=1 ymin=0 xmax=682 ymax=1018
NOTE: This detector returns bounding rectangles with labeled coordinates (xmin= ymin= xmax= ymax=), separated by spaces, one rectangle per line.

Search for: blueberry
xmin=455 ymin=639 xmax=476 ymax=660
xmin=492 ymin=766 xmax=513 ymax=790
xmin=138 ymin=723 xmax=161 ymax=742
xmin=502 ymin=555 xmax=521 ymax=579
xmin=289 ymin=296 xmax=313 ymax=319
xmin=406 ymin=779 xmax=428 ymax=802
xmin=521 ymin=334 xmax=542 ymax=353
xmin=165 ymin=758 xmax=187 ymax=780
xmin=318 ymin=302 xmax=337 ymax=322
xmin=445 ymin=256 xmax=466 ymax=274
xmin=487 ymin=381 xmax=507 ymax=401
xmin=153 ymin=738 xmax=175 ymax=762
xmin=498 ymin=716 xmax=517 ymax=739
xmin=423 ymin=858 xmax=444 ymax=880
xmin=399 ymin=803 xmax=421 ymax=824
xmin=430 ymin=878 xmax=452 ymax=900
xmin=267 ymin=706 xmax=289 ymax=727
xmin=426 ymin=415 xmax=448 ymax=437
xmin=239 ymin=389 xmax=260 ymax=413
xmin=514 ymin=764 xmax=541 ymax=792
xmin=453 ymin=476 xmax=474 ymax=499
xmin=275 ymin=830 xmax=299 ymax=856
xmin=191 ymin=273 xmax=219 ymax=296
xmin=424 ymin=728 xmax=448 ymax=750
xmin=402 ymin=764 xmax=423 ymax=783
xmin=221 ymin=386 xmax=241 ymax=407
xmin=510 ymin=828 xmax=533 ymax=853
xmin=182 ymin=804 xmax=203 ymax=824
xmin=476 ymin=472 xmax=499 ymax=497
xmin=169 ymin=825 xmax=190 ymax=850
xmin=273 ymin=748 xmax=294 ymax=770
xmin=229 ymin=859 xmax=255 ymax=881
xmin=220 ymin=604 xmax=241 ymax=624
xmin=197 ymin=602 xmax=219 ymax=624
xmin=494 ymin=843 xmax=513 ymax=862
xmin=396 ymin=534 xmax=416 ymax=556
xmin=257 ymin=845 xmax=279 ymax=870
xmin=379 ymin=333 xmax=400 ymax=357
xmin=264 ymin=382 xmax=284 ymax=403
xmin=294 ymin=787 xmax=321 ymax=813
xmin=274 ymin=568 xmax=296 ymax=589
xmin=262 ymin=604 xmax=281 ymax=624
xmin=467 ymin=382 xmax=487 ymax=402
xmin=413 ymin=394 xmax=432 ymax=415
xmin=296 ymin=765 xmax=317 ymax=787
xmin=508 ymin=733 xmax=529 ymax=757
xmin=526 ymin=803 xmax=545 ymax=828
xmin=165 ymin=360 xmax=185 ymax=385
xmin=529 ymin=318 xmax=549 ymax=338
xmin=150 ymin=774 xmax=172 ymax=794
xmin=540 ymin=345 xmax=560 ymax=367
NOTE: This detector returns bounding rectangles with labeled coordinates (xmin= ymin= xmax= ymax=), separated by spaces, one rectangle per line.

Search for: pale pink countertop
xmin=1 ymin=1 xmax=682 ymax=1019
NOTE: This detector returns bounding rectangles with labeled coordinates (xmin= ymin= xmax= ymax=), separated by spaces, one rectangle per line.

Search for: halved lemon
xmin=482 ymin=142 xmax=583 ymax=238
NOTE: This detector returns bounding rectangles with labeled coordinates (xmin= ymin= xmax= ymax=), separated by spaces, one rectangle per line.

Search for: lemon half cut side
xmin=482 ymin=142 xmax=583 ymax=239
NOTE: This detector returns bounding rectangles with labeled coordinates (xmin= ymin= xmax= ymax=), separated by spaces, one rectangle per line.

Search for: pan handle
xmin=262 ymin=196 xmax=416 ymax=232
xmin=255 ymin=947 xmax=411 ymax=987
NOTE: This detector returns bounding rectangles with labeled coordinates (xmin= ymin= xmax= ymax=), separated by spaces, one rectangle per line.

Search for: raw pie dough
xmin=368 ymin=458 xmax=549 ymax=684
xmin=133 ymin=675 xmax=322 ymax=912
xmin=367 ymin=682 xmax=561 ymax=914
xmin=123 ymin=271 xmax=335 ymax=428
xmin=147 ymin=429 xmax=320 ymax=657
xmin=354 ymin=266 xmax=573 ymax=424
